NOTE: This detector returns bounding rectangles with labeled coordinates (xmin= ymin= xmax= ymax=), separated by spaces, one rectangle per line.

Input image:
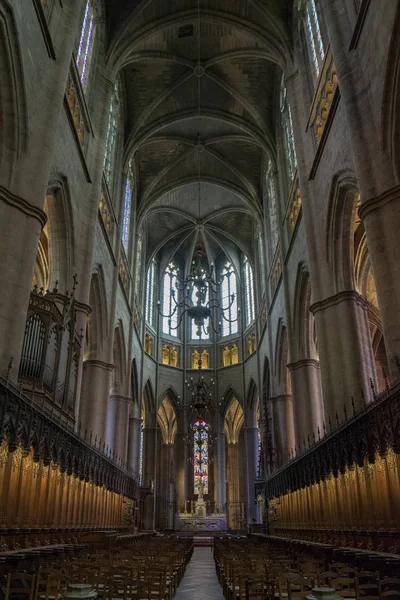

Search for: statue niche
xmin=162 ymin=344 xmax=178 ymax=367
xmin=192 ymin=349 xmax=210 ymax=369
xmin=222 ymin=343 xmax=239 ymax=366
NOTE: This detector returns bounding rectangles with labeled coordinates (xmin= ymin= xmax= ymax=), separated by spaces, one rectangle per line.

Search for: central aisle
xmin=174 ymin=546 xmax=224 ymax=599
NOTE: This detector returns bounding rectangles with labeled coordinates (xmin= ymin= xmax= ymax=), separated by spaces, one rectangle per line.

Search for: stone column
xmin=175 ymin=432 xmax=188 ymax=514
xmin=244 ymin=427 xmax=259 ymax=526
xmin=226 ymin=442 xmax=240 ymax=529
xmin=311 ymin=291 xmax=377 ymax=424
xmin=164 ymin=443 xmax=175 ymax=529
xmin=320 ymin=1 xmax=400 ymax=381
xmin=288 ymin=359 xmax=324 ymax=443
xmin=271 ymin=395 xmax=295 ymax=466
xmin=80 ymin=360 xmax=113 ymax=444
xmin=359 ymin=188 xmax=400 ymax=379
xmin=0 ymin=3 xmax=85 ymax=379
xmin=127 ymin=416 xmax=142 ymax=476
xmin=142 ymin=427 xmax=157 ymax=530
xmin=107 ymin=395 xmax=131 ymax=463
xmin=216 ymin=432 xmax=226 ymax=513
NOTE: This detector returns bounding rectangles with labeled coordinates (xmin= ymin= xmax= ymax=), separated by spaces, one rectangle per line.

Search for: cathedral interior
xmin=1 ymin=0 xmax=400 ymax=595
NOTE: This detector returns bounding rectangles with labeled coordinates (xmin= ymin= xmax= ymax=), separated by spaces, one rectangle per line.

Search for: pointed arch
xmin=157 ymin=385 xmax=180 ymax=410
xmin=382 ymin=2 xmax=400 ymax=179
xmin=224 ymin=397 xmax=244 ymax=444
xmin=131 ymin=358 xmax=139 ymax=404
xmin=246 ymin=377 xmax=259 ymax=426
xmin=142 ymin=378 xmax=155 ymax=425
xmin=45 ymin=175 xmax=76 ymax=288
xmin=111 ymin=322 xmax=127 ymax=395
xmin=157 ymin=396 xmax=177 ymax=444
xmin=275 ymin=320 xmax=291 ymax=395
xmin=85 ymin=268 xmax=108 ymax=360
xmin=221 ymin=385 xmax=244 ymax=418
xmin=0 ymin=0 xmax=28 ymax=183
xmin=326 ymin=171 xmax=360 ymax=293
xmin=293 ymin=263 xmax=317 ymax=360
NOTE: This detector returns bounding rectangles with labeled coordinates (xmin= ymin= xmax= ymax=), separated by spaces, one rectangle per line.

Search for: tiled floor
xmin=174 ymin=546 xmax=224 ymax=599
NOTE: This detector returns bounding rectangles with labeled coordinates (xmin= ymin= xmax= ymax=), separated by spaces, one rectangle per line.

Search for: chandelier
xmin=157 ymin=243 xmax=238 ymax=337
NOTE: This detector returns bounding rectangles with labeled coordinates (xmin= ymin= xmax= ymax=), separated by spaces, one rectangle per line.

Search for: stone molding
xmin=82 ymin=359 xmax=114 ymax=371
xmin=271 ymin=394 xmax=293 ymax=405
xmin=109 ymin=394 xmax=132 ymax=404
xmin=0 ymin=185 xmax=47 ymax=228
xmin=288 ymin=359 xmax=320 ymax=372
xmin=358 ymin=183 xmax=400 ymax=221
xmin=74 ymin=299 xmax=92 ymax=316
xmin=310 ymin=289 xmax=368 ymax=315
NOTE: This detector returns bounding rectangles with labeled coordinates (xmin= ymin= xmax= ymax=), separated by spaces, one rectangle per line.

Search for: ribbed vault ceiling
xmin=106 ymin=0 xmax=293 ymax=264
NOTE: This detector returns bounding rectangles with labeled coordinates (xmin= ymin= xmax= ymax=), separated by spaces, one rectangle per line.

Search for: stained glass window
xmin=163 ymin=263 xmax=179 ymax=336
xmin=145 ymin=259 xmax=156 ymax=326
xmin=281 ymin=81 xmax=298 ymax=182
xmin=76 ymin=1 xmax=96 ymax=91
xmin=103 ymin=79 xmax=121 ymax=187
xmin=243 ymin=256 xmax=255 ymax=326
xmin=193 ymin=419 xmax=210 ymax=495
xmin=122 ymin=161 xmax=133 ymax=252
xmin=139 ymin=419 xmax=144 ymax=485
xmin=266 ymin=159 xmax=279 ymax=254
xmin=221 ymin=262 xmax=238 ymax=337
xmin=305 ymin=0 xmax=325 ymax=80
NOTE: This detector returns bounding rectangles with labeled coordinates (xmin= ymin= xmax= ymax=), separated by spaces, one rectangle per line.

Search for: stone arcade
xmin=0 ymin=0 xmax=400 ymax=561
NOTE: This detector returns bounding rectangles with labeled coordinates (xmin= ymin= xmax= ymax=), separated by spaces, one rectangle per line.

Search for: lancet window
xmin=266 ymin=159 xmax=279 ymax=254
xmin=122 ymin=161 xmax=133 ymax=252
xmin=76 ymin=1 xmax=96 ymax=91
xmin=103 ymin=79 xmax=121 ymax=187
xmin=134 ymin=233 xmax=143 ymax=300
xmin=191 ymin=283 xmax=209 ymax=341
xmin=243 ymin=256 xmax=255 ymax=326
xmin=163 ymin=263 xmax=179 ymax=337
xmin=145 ymin=259 xmax=156 ymax=326
xmin=281 ymin=82 xmax=298 ymax=182
xmin=193 ymin=419 xmax=209 ymax=495
xmin=221 ymin=262 xmax=238 ymax=337
xmin=305 ymin=0 xmax=325 ymax=80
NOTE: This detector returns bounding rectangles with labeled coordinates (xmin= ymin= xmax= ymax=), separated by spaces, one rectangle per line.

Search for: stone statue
xmin=198 ymin=477 xmax=205 ymax=499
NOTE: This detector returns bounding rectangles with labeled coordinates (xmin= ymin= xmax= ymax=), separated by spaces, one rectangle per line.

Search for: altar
xmin=175 ymin=513 xmax=227 ymax=532
xmin=175 ymin=494 xmax=227 ymax=531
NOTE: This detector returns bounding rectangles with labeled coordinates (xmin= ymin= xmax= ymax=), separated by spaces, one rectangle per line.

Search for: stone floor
xmin=174 ymin=546 xmax=224 ymax=599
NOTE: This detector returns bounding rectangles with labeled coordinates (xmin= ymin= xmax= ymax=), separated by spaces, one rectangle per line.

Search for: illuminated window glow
xmin=103 ymin=79 xmax=120 ymax=187
xmin=76 ymin=1 xmax=96 ymax=91
xmin=191 ymin=280 xmax=209 ymax=340
xmin=244 ymin=256 xmax=255 ymax=326
xmin=281 ymin=82 xmax=298 ymax=181
xmin=266 ymin=159 xmax=279 ymax=253
xmin=221 ymin=262 xmax=238 ymax=337
xmin=163 ymin=263 xmax=179 ymax=337
xmin=305 ymin=0 xmax=325 ymax=79
xmin=122 ymin=161 xmax=133 ymax=251
xmin=145 ymin=259 xmax=156 ymax=326
xmin=193 ymin=419 xmax=210 ymax=495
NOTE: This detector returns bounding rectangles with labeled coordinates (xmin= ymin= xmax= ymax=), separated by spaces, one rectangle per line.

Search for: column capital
xmin=310 ymin=290 xmax=368 ymax=315
xmin=109 ymin=394 xmax=131 ymax=404
xmin=359 ymin=183 xmax=400 ymax=221
xmin=287 ymin=359 xmax=320 ymax=371
xmin=0 ymin=185 xmax=47 ymax=228
xmin=83 ymin=359 xmax=114 ymax=372
xmin=271 ymin=394 xmax=292 ymax=404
